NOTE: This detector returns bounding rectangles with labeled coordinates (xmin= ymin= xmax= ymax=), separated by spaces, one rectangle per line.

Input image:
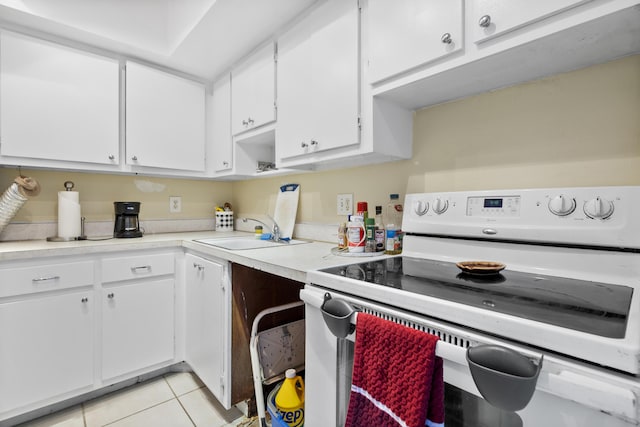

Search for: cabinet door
xmin=0 ymin=31 xmax=119 ymax=166
xmin=185 ymin=255 xmax=229 ymax=407
xmin=211 ymin=75 xmax=233 ymax=172
xmin=0 ymin=291 xmax=93 ymax=413
xmin=102 ymin=279 xmax=174 ymax=380
xmin=126 ymin=62 xmax=206 ymax=172
xmin=231 ymin=43 xmax=276 ymax=136
xmin=368 ymin=0 xmax=463 ymax=83
xmin=471 ymin=0 xmax=593 ymax=43
xmin=277 ymin=0 xmax=360 ymax=161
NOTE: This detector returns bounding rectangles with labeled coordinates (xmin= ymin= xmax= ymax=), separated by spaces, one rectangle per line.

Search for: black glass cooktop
xmin=319 ymin=257 xmax=633 ymax=339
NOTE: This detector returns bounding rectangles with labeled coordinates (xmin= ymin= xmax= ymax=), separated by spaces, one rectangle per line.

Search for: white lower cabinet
xmin=185 ymin=254 xmax=231 ymax=408
xmin=0 ymin=290 xmax=94 ymax=414
xmin=101 ymin=279 xmax=175 ymax=380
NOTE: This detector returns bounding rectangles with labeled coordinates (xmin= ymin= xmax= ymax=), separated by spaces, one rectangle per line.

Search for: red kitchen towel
xmin=344 ymin=313 xmax=444 ymax=427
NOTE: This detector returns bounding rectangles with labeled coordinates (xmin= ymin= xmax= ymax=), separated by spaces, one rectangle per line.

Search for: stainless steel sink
xmin=194 ymin=237 xmax=309 ymax=250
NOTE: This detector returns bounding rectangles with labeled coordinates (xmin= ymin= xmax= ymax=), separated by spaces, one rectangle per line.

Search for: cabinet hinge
xmin=220 ymin=375 xmax=225 ymax=395
xmin=274 ymin=51 xmax=278 ymax=64
xmin=357 ymin=0 xmax=362 ymax=10
xmin=358 ymin=116 xmax=362 ymax=131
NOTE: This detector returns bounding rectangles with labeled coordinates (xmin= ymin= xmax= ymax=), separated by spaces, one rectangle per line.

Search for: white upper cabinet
xmin=231 ymin=43 xmax=276 ymax=136
xmin=0 ymin=31 xmax=119 ymax=166
xmin=470 ymin=0 xmax=593 ymax=43
xmin=368 ymin=0 xmax=463 ymax=84
xmin=125 ymin=62 xmax=206 ymax=172
xmin=211 ymin=74 xmax=233 ymax=173
xmin=277 ymin=0 xmax=360 ymax=164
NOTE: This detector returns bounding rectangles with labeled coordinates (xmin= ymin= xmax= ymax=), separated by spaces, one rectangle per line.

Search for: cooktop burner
xmin=319 ymin=257 xmax=632 ymax=339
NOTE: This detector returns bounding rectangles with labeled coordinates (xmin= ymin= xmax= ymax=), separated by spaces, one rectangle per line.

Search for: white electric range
xmin=302 ymin=186 xmax=640 ymax=427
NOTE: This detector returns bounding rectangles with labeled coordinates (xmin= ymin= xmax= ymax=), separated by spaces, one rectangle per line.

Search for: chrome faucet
xmin=241 ymin=216 xmax=283 ymax=242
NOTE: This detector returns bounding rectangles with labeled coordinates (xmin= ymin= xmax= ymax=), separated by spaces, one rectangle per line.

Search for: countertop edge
xmin=0 ymin=232 xmax=385 ymax=283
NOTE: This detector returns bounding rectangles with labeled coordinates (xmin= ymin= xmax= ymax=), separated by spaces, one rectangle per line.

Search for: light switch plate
xmin=337 ymin=194 xmax=353 ymax=216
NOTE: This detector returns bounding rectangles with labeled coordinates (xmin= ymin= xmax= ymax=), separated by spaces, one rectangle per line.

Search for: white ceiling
xmin=0 ymin=0 xmax=319 ymax=81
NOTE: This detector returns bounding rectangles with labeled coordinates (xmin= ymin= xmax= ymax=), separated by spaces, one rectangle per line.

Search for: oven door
xmin=301 ymin=286 xmax=640 ymax=427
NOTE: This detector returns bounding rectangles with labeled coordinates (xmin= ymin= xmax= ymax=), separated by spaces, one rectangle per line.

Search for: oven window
xmin=336 ymin=340 xmax=522 ymax=427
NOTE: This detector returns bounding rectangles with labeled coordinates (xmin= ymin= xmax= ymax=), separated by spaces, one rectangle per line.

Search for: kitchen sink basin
xmin=194 ymin=237 xmax=309 ymax=250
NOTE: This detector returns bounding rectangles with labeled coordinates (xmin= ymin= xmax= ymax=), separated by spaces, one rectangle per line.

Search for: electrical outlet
xmin=169 ymin=196 xmax=182 ymax=213
xmin=337 ymin=193 xmax=353 ymax=216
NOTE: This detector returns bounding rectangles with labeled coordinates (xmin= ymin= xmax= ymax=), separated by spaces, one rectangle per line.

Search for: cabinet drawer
xmin=0 ymin=261 xmax=94 ymax=298
xmin=101 ymin=252 xmax=174 ymax=283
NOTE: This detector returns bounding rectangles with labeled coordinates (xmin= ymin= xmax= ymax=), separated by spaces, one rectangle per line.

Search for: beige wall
xmin=0 ymin=169 xmax=233 ymax=222
xmin=2 ymin=55 xmax=638 ymax=227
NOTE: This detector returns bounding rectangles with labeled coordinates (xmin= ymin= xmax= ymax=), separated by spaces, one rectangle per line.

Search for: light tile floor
xmin=17 ymin=372 xmax=257 ymax=427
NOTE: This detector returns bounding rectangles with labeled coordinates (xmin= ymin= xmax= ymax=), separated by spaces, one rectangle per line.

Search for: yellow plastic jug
xmin=275 ymin=368 xmax=304 ymax=427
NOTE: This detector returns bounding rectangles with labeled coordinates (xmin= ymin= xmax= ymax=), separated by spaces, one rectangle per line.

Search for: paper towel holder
xmin=46 ymin=181 xmax=87 ymax=242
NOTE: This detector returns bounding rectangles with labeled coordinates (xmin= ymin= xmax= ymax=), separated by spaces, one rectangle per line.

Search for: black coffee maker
xmin=114 ymin=202 xmax=143 ymax=238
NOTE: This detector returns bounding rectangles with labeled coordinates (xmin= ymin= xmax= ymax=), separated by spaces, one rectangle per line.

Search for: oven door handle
xmin=301 ymin=288 xmax=469 ymax=367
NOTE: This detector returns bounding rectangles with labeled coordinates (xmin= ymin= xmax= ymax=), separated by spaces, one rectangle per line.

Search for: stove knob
xmin=432 ymin=198 xmax=449 ymax=215
xmin=413 ymin=200 xmax=429 ymax=216
xmin=548 ymin=195 xmax=576 ymax=216
xmin=583 ymin=197 xmax=614 ymax=219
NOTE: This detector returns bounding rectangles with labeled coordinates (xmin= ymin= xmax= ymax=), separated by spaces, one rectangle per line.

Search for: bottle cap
xmin=357 ymin=201 xmax=368 ymax=212
xmin=365 ymin=218 xmax=375 ymax=226
xmin=375 ymin=205 xmax=382 ymax=214
xmin=390 ymin=194 xmax=399 ymax=200
xmin=285 ymin=368 xmax=296 ymax=379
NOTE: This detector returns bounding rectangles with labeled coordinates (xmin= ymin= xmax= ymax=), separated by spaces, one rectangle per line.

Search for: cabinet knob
xmin=301 ymin=142 xmax=308 ymax=148
xmin=310 ymin=140 xmax=318 ymax=146
xmin=242 ymin=119 xmax=248 ymax=126
xmin=107 ymin=293 xmax=115 ymax=299
xmin=108 ymin=154 xmax=115 ymax=160
xmin=247 ymin=117 xmax=254 ymax=125
xmin=479 ymin=15 xmax=492 ymax=28
xmin=222 ymin=161 xmax=229 ymax=167
xmin=131 ymin=156 xmax=138 ymax=161
xmin=441 ymin=33 xmax=452 ymax=44
xmin=193 ymin=262 xmax=205 ymax=271
xmin=81 ymin=297 xmax=89 ymax=303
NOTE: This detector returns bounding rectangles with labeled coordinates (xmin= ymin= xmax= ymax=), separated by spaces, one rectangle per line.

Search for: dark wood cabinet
xmin=231 ymin=263 xmax=304 ymax=406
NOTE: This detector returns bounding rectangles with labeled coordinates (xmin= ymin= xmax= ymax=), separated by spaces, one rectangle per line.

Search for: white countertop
xmin=0 ymin=231 xmax=388 ymax=283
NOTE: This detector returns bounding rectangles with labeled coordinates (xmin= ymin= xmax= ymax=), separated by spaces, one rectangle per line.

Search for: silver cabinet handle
xmin=32 ymin=276 xmax=60 ymax=283
xmin=107 ymin=293 xmax=114 ymax=299
xmin=193 ymin=263 xmax=205 ymax=271
xmin=310 ymin=140 xmax=318 ymax=146
xmin=131 ymin=265 xmax=151 ymax=273
xmin=108 ymin=154 xmax=115 ymax=160
xmin=131 ymin=156 xmax=138 ymax=161
xmin=301 ymin=142 xmax=308 ymax=148
xmin=441 ymin=33 xmax=452 ymax=44
xmin=479 ymin=15 xmax=491 ymax=28
xmin=81 ymin=297 xmax=89 ymax=303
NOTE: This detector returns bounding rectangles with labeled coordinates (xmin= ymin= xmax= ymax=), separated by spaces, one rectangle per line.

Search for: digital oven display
xmin=483 ymin=198 xmax=503 ymax=208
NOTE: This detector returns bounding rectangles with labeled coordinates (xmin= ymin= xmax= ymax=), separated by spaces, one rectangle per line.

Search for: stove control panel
xmin=466 ymin=195 xmax=521 ymax=217
xmin=403 ymin=186 xmax=640 ymax=249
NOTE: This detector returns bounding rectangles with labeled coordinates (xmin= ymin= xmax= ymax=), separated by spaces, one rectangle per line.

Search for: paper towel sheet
xmin=58 ymin=191 xmax=81 ymax=238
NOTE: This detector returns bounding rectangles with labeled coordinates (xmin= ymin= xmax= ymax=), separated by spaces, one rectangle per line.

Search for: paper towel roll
xmin=58 ymin=191 xmax=81 ymax=238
